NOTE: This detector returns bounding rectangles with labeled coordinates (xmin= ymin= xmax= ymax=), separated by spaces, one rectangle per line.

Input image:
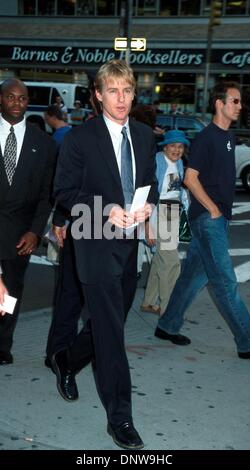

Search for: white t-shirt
xmin=160 ymin=156 xmax=181 ymax=200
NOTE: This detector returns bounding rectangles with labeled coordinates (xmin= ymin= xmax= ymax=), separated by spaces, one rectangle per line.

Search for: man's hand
xmin=153 ymin=126 xmax=165 ymax=136
xmin=108 ymin=206 xmax=135 ymax=229
xmin=210 ymin=208 xmax=222 ymax=219
xmin=52 ymin=225 xmax=67 ymax=248
xmin=134 ymin=203 xmax=152 ymax=224
xmin=16 ymin=232 xmax=38 ymax=255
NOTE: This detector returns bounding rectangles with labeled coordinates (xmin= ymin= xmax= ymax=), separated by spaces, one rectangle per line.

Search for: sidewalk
xmin=0 ymin=281 xmax=250 ymax=451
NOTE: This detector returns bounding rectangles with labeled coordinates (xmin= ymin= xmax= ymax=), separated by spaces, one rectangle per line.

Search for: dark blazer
xmin=54 ymin=115 xmax=158 ymax=283
xmin=0 ymin=122 xmax=57 ymax=259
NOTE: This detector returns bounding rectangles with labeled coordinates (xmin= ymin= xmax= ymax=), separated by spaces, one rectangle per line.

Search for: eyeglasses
xmin=228 ymin=97 xmax=241 ymax=105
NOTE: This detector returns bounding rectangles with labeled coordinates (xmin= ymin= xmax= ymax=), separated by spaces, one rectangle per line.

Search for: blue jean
xmin=158 ymin=212 xmax=250 ymax=353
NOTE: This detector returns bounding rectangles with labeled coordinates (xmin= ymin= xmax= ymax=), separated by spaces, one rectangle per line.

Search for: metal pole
xmin=202 ymin=26 xmax=213 ymax=121
xmin=125 ymin=0 xmax=133 ymax=64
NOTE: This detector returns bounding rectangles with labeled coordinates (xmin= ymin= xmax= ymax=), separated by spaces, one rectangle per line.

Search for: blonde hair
xmin=94 ymin=59 xmax=136 ymax=93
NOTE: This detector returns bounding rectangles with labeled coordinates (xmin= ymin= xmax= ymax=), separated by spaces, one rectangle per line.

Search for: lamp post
xmin=119 ymin=0 xmax=133 ymax=64
xmin=202 ymin=27 xmax=213 ymax=121
xmin=202 ymin=1 xmax=223 ymax=120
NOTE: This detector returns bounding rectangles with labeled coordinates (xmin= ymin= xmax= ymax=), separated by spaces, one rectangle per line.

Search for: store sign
xmin=9 ymin=46 xmax=203 ymax=66
xmin=221 ymin=51 xmax=250 ymax=68
xmin=0 ymin=45 xmax=250 ymax=69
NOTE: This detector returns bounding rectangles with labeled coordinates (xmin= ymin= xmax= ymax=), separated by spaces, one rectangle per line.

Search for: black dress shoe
xmin=51 ymin=349 xmax=78 ymax=402
xmin=107 ymin=422 xmax=144 ymax=450
xmin=238 ymin=351 xmax=250 ymax=359
xmin=0 ymin=350 xmax=13 ymax=365
xmin=155 ymin=327 xmax=191 ymax=345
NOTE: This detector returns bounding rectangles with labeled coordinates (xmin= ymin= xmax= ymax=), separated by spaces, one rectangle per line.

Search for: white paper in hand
xmin=130 ymin=185 xmax=151 ymax=214
xmin=0 ymin=294 xmax=17 ymax=314
xmin=124 ymin=185 xmax=151 ymax=232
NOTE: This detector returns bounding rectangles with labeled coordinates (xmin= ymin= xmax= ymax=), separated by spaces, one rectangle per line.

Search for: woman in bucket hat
xmin=141 ymin=130 xmax=190 ymax=315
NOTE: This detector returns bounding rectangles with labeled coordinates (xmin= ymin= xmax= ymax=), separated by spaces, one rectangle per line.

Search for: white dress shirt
xmin=0 ymin=115 xmax=26 ymax=165
xmin=103 ymin=115 xmax=136 ymax=187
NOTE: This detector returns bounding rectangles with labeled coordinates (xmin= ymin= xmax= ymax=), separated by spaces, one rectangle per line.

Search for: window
xmin=26 ymin=86 xmax=51 ymax=106
xmin=76 ymin=0 xmax=95 ymax=15
xmin=75 ymin=86 xmax=91 ymax=107
xmin=225 ymin=0 xmax=247 ymax=15
xmin=155 ymin=73 xmax=196 ymax=113
xmin=57 ymin=0 xmax=75 ymax=15
xmin=137 ymin=0 xmax=158 ymax=16
xmin=202 ymin=0 xmax=211 ymax=16
xmin=160 ymin=0 xmax=178 ymax=16
xmin=96 ymin=0 xmax=115 ymax=15
xmin=38 ymin=0 xmax=55 ymax=14
xmin=19 ymin=0 xmax=36 ymax=15
xmin=180 ymin=0 xmax=201 ymax=16
xmin=51 ymin=87 xmax=64 ymax=105
xmin=16 ymin=0 xmax=249 ymax=17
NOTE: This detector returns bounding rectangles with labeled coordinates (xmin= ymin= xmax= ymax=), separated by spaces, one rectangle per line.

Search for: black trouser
xmin=46 ymin=233 xmax=84 ymax=358
xmin=0 ymin=255 xmax=30 ymax=352
xmin=69 ymin=239 xmax=138 ymax=426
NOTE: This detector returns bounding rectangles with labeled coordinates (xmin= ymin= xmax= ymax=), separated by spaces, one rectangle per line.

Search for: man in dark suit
xmin=44 ymin=202 xmax=84 ymax=368
xmin=0 ymin=78 xmax=57 ymax=365
xmin=52 ymin=60 xmax=158 ymax=450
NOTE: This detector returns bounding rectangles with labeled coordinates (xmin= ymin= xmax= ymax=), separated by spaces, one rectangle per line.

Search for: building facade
xmin=0 ymin=0 xmax=250 ymax=123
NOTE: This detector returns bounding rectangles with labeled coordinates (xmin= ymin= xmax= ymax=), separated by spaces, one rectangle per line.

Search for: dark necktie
xmin=3 ymin=126 xmax=17 ymax=185
xmin=121 ymin=126 xmax=134 ymax=206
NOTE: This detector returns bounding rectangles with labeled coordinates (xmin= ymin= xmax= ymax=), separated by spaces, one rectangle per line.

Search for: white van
xmin=24 ymin=81 xmax=91 ymax=129
xmin=235 ymin=140 xmax=250 ymax=192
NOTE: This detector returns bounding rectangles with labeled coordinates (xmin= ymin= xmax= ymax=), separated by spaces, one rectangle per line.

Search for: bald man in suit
xmin=0 ymin=78 xmax=56 ymax=365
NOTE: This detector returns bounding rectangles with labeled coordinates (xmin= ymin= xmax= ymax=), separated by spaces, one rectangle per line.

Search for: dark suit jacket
xmin=54 ymin=115 xmax=158 ymax=283
xmin=0 ymin=122 xmax=57 ymax=259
